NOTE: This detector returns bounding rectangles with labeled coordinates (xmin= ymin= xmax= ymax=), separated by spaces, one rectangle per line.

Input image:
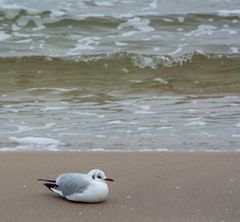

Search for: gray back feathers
xmin=56 ymin=173 xmax=90 ymax=196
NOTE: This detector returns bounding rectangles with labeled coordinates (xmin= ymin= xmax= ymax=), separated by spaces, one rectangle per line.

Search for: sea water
xmin=0 ymin=0 xmax=240 ymax=151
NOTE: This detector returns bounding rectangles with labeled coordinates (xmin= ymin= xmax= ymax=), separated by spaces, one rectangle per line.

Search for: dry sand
xmin=0 ymin=152 xmax=240 ymax=222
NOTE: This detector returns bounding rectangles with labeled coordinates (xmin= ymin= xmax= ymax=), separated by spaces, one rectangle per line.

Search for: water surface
xmin=0 ymin=0 xmax=240 ymax=151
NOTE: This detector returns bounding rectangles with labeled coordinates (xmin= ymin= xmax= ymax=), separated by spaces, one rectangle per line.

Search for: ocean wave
xmin=0 ymin=51 xmax=239 ymax=68
xmin=0 ymin=52 xmax=239 ymax=97
xmin=5 ymin=136 xmax=65 ymax=151
xmin=1 ymin=7 xmax=240 ymax=28
xmin=1 ymin=3 xmax=239 ymax=58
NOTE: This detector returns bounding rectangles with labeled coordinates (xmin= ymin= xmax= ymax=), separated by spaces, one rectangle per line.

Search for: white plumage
xmin=38 ymin=169 xmax=114 ymax=203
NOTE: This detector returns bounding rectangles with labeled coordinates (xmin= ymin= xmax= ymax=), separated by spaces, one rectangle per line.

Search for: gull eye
xmin=97 ymin=175 xmax=102 ymax=179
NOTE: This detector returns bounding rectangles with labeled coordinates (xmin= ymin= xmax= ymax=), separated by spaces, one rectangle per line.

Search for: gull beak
xmin=104 ymin=178 xmax=114 ymax=182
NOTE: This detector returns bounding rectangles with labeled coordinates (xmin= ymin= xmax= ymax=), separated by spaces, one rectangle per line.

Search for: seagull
xmin=38 ymin=169 xmax=114 ymax=203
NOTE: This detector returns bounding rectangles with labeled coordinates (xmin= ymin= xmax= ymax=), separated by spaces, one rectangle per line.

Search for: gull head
xmin=88 ymin=169 xmax=114 ymax=182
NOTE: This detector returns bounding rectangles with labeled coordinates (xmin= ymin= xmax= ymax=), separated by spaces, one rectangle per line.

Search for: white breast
xmin=65 ymin=181 xmax=109 ymax=203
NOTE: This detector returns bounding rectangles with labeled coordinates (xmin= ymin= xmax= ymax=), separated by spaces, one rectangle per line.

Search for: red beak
xmin=105 ymin=178 xmax=114 ymax=182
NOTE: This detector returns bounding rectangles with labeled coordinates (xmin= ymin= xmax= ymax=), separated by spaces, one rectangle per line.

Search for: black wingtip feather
xmin=43 ymin=183 xmax=59 ymax=192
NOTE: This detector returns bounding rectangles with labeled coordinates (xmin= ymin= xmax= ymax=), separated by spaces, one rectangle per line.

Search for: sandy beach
xmin=0 ymin=152 xmax=240 ymax=222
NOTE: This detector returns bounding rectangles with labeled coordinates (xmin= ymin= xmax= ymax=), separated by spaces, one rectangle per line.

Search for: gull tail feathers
xmin=38 ymin=179 xmax=62 ymax=195
xmin=37 ymin=178 xmax=56 ymax=183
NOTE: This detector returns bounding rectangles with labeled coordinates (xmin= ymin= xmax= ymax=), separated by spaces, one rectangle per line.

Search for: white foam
xmin=230 ymin=47 xmax=239 ymax=54
xmin=140 ymin=133 xmax=153 ymax=136
xmin=177 ymin=28 xmax=183 ymax=33
xmin=121 ymin=31 xmax=137 ymax=37
xmin=202 ymin=132 xmax=214 ymax=137
xmin=1 ymin=4 xmax=41 ymax=16
xmin=137 ymin=127 xmax=150 ymax=131
xmin=156 ymin=126 xmax=173 ymax=130
xmin=189 ymin=132 xmax=214 ymax=137
xmin=121 ymin=68 xmax=129 ymax=74
xmin=217 ymin=10 xmax=240 ymax=17
xmin=132 ymin=55 xmax=158 ymax=69
xmin=27 ymin=87 xmax=78 ymax=92
xmin=236 ymin=122 xmax=240 ymax=128
xmin=42 ymin=107 xmax=67 ymax=111
xmin=16 ymin=15 xmax=32 ymax=27
xmin=58 ymin=133 xmax=79 ymax=136
xmin=168 ymin=47 xmax=183 ymax=55
xmin=186 ymin=117 xmax=202 ymax=121
xmin=230 ymin=103 xmax=239 ymax=107
xmin=159 ymin=120 xmax=168 ymax=123
xmin=69 ymin=36 xmax=101 ymax=54
xmin=137 ymin=105 xmax=151 ymax=111
xmin=73 ymin=112 xmax=97 ymax=116
xmin=232 ymin=19 xmax=239 ymax=24
xmin=184 ymin=25 xmax=217 ymax=37
xmin=231 ymin=135 xmax=240 ymax=138
xmin=50 ymin=10 xmax=66 ymax=17
xmin=127 ymin=121 xmax=139 ymax=125
xmin=153 ymin=77 xmax=168 ymax=85
xmin=0 ymin=147 xmax=15 ymax=152
xmin=14 ymin=123 xmax=56 ymax=132
xmin=78 ymin=94 xmax=95 ymax=98
xmin=184 ymin=121 xmax=207 ymax=126
xmin=74 ymin=13 xmax=105 ymax=20
xmin=177 ymin=17 xmax=185 ymax=23
xmin=8 ymin=137 xmax=61 ymax=146
xmin=11 ymin=24 xmax=21 ymax=31
xmin=115 ymin=41 xmax=128 ymax=46
xmin=96 ymin=135 xmax=106 ymax=138
xmin=156 ymin=148 xmax=170 ymax=152
xmin=134 ymin=110 xmax=155 ymax=114
xmin=92 ymin=148 xmax=106 ymax=151
xmin=221 ymin=29 xmax=237 ymax=35
xmin=32 ymin=16 xmax=45 ymax=30
xmin=12 ymin=32 xmax=45 ymax=37
xmin=0 ymin=31 xmax=11 ymax=41
xmin=129 ymin=80 xmax=143 ymax=83
xmin=107 ymin=120 xmax=123 ymax=124
xmin=94 ymin=1 xmax=114 ymax=6
xmin=150 ymin=0 xmax=158 ymax=9
xmin=224 ymin=96 xmax=240 ymax=99
xmin=15 ymin=38 xmax=33 ymax=43
xmin=2 ymin=5 xmax=21 ymax=19
xmin=187 ymin=109 xmax=197 ymax=112
xmin=163 ymin=18 xmax=174 ymax=23
xmin=118 ymin=17 xmax=154 ymax=32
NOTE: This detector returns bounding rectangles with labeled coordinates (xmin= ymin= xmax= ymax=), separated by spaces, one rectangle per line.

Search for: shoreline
xmin=2 ymin=149 xmax=240 ymax=152
xmin=1 ymin=151 xmax=240 ymax=222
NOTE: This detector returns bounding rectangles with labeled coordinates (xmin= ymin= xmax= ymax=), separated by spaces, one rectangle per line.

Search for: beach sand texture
xmin=0 ymin=152 xmax=240 ymax=222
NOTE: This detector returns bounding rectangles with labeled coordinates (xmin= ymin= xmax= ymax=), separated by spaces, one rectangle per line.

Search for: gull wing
xmin=56 ymin=173 xmax=90 ymax=196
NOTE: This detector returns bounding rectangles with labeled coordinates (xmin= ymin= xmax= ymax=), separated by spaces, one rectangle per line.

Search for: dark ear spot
xmin=92 ymin=175 xmax=95 ymax=179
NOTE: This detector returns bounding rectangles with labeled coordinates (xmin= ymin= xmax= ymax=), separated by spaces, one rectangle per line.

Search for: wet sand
xmin=0 ymin=152 xmax=240 ymax=222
